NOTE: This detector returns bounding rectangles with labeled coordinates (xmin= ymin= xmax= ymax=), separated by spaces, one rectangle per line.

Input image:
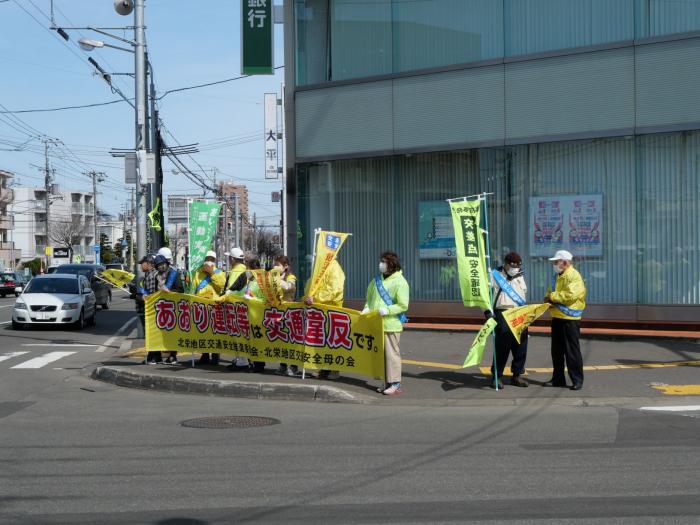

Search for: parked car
xmin=0 ymin=271 xmax=28 ymax=298
xmin=47 ymin=264 xmax=61 ymax=274
xmin=52 ymin=264 xmax=112 ymax=309
xmin=12 ymin=274 xmax=97 ymax=330
xmin=104 ymin=263 xmax=125 ymax=271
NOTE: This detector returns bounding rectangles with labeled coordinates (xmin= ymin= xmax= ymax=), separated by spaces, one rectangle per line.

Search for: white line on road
xmin=95 ymin=317 xmax=137 ymax=353
xmin=11 ymin=352 xmax=76 ymax=369
xmin=640 ymin=406 xmax=700 ymax=412
xmin=0 ymin=321 xmax=11 ymax=325
xmin=23 ymin=343 xmax=97 ymax=347
xmin=0 ymin=305 xmax=14 ymax=308
xmin=0 ymin=352 xmax=29 ymax=363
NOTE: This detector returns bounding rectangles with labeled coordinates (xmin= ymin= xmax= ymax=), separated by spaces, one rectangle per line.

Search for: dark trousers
xmin=490 ymin=309 xmax=528 ymax=378
xmin=139 ymin=312 xmax=162 ymax=362
xmin=551 ymin=318 xmax=583 ymax=386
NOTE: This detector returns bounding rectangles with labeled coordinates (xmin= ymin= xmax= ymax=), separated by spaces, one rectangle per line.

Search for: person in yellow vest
xmin=543 ymin=249 xmax=587 ymax=391
xmin=273 ymin=255 xmax=299 ymax=376
xmin=304 ymin=258 xmax=345 ymax=379
xmin=223 ymin=247 xmax=247 ymax=294
xmin=193 ymin=250 xmax=226 ymax=365
xmin=362 ymin=251 xmax=409 ymax=396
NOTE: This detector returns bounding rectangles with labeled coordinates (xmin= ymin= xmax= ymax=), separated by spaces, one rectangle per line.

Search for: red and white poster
xmin=530 ymin=194 xmax=602 ymax=257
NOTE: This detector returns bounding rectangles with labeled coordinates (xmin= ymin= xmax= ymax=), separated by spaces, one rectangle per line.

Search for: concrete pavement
xmin=94 ymin=327 xmax=700 ymax=408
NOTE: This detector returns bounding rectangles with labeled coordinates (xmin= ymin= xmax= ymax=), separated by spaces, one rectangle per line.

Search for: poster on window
xmin=530 ymin=194 xmax=602 ymax=257
xmin=418 ymin=201 xmax=456 ymax=258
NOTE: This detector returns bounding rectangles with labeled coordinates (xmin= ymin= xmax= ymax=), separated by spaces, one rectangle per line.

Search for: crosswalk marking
xmin=10 ymin=351 xmax=76 ymax=369
xmin=0 ymin=352 xmax=29 ymax=363
xmin=640 ymin=405 xmax=700 ymax=412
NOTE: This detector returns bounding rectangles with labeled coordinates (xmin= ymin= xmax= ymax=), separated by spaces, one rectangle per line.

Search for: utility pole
xmin=130 ymin=188 xmax=136 ymax=270
xmin=42 ymin=138 xmax=57 ymax=270
xmin=89 ymin=171 xmax=105 ymax=264
xmin=252 ymin=212 xmax=257 ymax=254
xmin=222 ymin=199 xmax=229 ymax=269
xmin=134 ymin=0 xmax=148 ymax=277
xmin=234 ymin=193 xmax=240 ymax=250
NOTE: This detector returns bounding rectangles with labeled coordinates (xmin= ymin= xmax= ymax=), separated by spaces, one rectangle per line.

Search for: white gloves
xmin=361 ymin=307 xmax=369 ymax=315
xmin=379 ymin=307 xmax=389 ymax=317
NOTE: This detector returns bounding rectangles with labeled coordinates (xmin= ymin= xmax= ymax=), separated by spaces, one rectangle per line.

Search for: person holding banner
xmin=305 ymin=259 xmax=345 ymax=379
xmin=362 ymin=251 xmax=409 ymax=396
xmin=274 ymin=255 xmax=300 ymax=377
xmin=544 ymin=250 xmax=587 ymax=390
xmin=486 ymin=252 xmax=529 ymax=388
xmin=154 ymin=254 xmax=185 ymax=364
xmin=133 ymin=254 xmax=161 ymax=364
xmin=224 ymin=247 xmax=247 ymax=293
xmin=194 ymin=251 xmax=227 ymax=366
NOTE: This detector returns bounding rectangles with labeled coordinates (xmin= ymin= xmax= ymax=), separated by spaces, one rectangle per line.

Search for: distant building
xmin=0 ymin=170 xmax=21 ymax=269
xmin=11 ymin=185 xmax=96 ymax=265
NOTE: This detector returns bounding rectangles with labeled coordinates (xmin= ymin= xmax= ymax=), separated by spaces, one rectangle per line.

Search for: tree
xmin=113 ymin=230 xmax=132 ymax=265
xmin=49 ymin=218 xmax=88 ymax=263
xmin=255 ymin=226 xmax=281 ymax=268
xmin=99 ymin=233 xmax=115 ymax=264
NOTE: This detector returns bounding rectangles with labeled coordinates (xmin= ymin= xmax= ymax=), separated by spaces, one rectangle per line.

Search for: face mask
xmin=506 ymin=266 xmax=519 ymax=277
xmin=379 ymin=262 xmax=388 ymax=274
xmin=274 ymin=265 xmax=284 ymax=273
xmin=553 ymin=264 xmax=563 ymax=274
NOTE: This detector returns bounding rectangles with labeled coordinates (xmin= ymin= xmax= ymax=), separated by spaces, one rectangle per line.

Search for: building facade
xmin=0 ymin=170 xmax=21 ymax=269
xmin=11 ymin=186 xmax=96 ymax=265
xmin=284 ymin=0 xmax=700 ymax=325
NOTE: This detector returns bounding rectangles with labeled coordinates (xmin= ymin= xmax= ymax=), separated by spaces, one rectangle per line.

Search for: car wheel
xmin=11 ymin=320 xmax=22 ymax=330
xmin=0 ymin=293 xmax=5 ymax=298
xmin=102 ymin=293 xmax=111 ymax=310
xmin=74 ymin=309 xmax=85 ymax=330
xmin=14 ymin=292 xmax=19 ymax=298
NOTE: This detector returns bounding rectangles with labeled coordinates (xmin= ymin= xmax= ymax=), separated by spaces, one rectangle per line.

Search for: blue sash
xmin=165 ymin=268 xmax=178 ymax=289
xmin=492 ymin=269 xmax=526 ymax=307
xmin=551 ymin=274 xmax=584 ymax=317
xmin=195 ymin=269 xmax=222 ymax=294
xmin=374 ymin=275 xmax=407 ymax=324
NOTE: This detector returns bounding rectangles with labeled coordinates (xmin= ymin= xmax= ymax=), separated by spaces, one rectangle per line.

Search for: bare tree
xmin=49 ymin=218 xmax=88 ymax=263
xmin=255 ymin=226 xmax=281 ymax=268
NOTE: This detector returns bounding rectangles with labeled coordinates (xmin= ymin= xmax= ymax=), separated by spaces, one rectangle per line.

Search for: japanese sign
xmin=502 ymin=303 xmax=551 ymax=344
xmin=418 ymin=200 xmax=456 ymax=258
xmin=264 ymin=92 xmax=278 ymax=179
xmin=308 ymin=230 xmax=350 ymax=298
xmin=188 ymin=201 xmax=221 ymax=274
xmin=241 ymin=0 xmax=273 ymax=75
xmin=145 ymin=292 xmax=386 ymax=380
xmin=449 ymin=200 xmax=490 ymax=310
xmin=530 ymin=194 xmax=603 ymax=257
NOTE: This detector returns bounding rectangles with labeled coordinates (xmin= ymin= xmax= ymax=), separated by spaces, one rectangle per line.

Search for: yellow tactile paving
xmin=651 ymin=385 xmax=700 ymax=395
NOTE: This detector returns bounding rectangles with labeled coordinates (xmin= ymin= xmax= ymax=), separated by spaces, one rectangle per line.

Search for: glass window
xmin=25 ymin=278 xmax=79 ymax=295
xmin=330 ymin=0 xmax=392 ymax=81
xmin=636 ymin=0 xmax=700 ymax=39
xmin=295 ymin=0 xmax=330 ymax=85
xmin=392 ymin=0 xmax=503 ymax=72
xmin=505 ymin=0 xmax=635 ymax=57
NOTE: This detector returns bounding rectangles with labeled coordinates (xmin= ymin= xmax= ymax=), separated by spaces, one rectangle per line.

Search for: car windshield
xmin=25 ymin=278 xmax=79 ymax=294
xmin=56 ymin=267 xmax=92 ymax=278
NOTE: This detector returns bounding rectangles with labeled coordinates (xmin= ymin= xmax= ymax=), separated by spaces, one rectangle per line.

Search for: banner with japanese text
xmin=145 ymin=291 xmax=385 ymax=380
xmin=501 ymin=304 xmax=551 ymax=344
xmin=449 ymin=200 xmax=490 ymax=310
xmin=462 ymin=317 xmax=497 ymax=368
xmin=252 ymin=269 xmax=282 ymax=307
xmin=307 ymin=230 xmax=350 ymax=298
xmin=188 ymin=201 xmax=221 ymax=274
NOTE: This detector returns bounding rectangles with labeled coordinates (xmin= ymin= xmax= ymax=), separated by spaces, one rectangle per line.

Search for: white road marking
xmin=11 ymin=352 xmax=76 ymax=369
xmin=0 ymin=305 xmax=14 ymax=308
xmin=22 ymin=343 xmax=98 ymax=347
xmin=95 ymin=317 xmax=137 ymax=353
xmin=0 ymin=352 xmax=29 ymax=363
xmin=640 ymin=405 xmax=700 ymax=412
xmin=0 ymin=321 xmax=11 ymax=325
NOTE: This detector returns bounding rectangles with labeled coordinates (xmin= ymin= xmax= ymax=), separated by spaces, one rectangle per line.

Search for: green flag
xmin=449 ymin=199 xmax=490 ymax=310
xmin=462 ymin=317 xmax=497 ymax=368
xmin=188 ymin=201 xmax=221 ymax=273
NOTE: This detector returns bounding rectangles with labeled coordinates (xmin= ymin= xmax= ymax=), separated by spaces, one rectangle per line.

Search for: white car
xmin=12 ymin=274 xmax=97 ymax=330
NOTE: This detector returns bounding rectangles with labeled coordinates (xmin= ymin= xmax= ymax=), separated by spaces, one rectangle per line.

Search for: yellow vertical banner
xmin=145 ymin=291 xmax=385 ymax=381
xmin=252 ymin=269 xmax=282 ymax=307
xmin=449 ymin=200 xmax=490 ymax=310
xmin=462 ymin=318 xmax=497 ymax=368
xmin=307 ymin=230 xmax=349 ymax=298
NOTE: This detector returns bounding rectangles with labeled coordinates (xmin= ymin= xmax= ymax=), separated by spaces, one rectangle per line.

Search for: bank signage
xmin=241 ymin=0 xmax=273 ymax=75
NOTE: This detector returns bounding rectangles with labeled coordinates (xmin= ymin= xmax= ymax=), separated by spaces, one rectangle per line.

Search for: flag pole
xmin=187 ymin=199 xmax=196 ymax=369
xmin=480 ymin=192 xmax=499 ymax=391
xmin=302 ymin=228 xmax=322 ymax=380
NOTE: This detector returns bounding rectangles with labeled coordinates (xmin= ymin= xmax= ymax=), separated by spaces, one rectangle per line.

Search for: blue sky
xmin=0 ymin=0 xmax=285 ymax=226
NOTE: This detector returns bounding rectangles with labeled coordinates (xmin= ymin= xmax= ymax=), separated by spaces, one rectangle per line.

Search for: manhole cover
xmin=180 ymin=416 xmax=280 ymax=429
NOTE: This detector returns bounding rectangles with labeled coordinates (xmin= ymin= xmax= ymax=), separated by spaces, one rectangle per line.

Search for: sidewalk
xmin=92 ymin=328 xmax=700 ymax=407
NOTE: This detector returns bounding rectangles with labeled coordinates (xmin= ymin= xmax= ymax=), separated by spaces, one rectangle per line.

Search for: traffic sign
xmin=93 ymin=244 xmax=100 ymax=253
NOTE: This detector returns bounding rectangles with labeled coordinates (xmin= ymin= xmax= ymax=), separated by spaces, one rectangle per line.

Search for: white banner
xmin=264 ymin=92 xmax=278 ymax=180
xmin=530 ymin=194 xmax=603 ymax=257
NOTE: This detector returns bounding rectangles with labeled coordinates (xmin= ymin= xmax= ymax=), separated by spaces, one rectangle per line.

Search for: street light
xmin=79 ymin=37 xmax=134 ymax=54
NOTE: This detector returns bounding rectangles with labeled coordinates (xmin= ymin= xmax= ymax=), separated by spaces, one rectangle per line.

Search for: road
xmin=0 ymin=293 xmax=699 ymax=524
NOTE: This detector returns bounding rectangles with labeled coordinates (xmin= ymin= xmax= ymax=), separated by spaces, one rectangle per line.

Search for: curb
xmin=91 ymin=366 xmax=367 ymax=404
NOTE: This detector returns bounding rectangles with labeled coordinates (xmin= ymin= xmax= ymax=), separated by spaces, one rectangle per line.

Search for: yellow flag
xmin=501 ymin=304 xmax=551 ymax=344
xmin=251 ymin=269 xmax=282 ymax=307
xmin=307 ymin=230 xmax=349 ymax=298
xmin=462 ymin=317 xmax=497 ymax=368
xmin=100 ymin=269 xmax=135 ymax=289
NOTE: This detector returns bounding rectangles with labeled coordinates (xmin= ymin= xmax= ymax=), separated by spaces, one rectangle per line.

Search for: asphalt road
xmin=1 ymin=293 xmax=699 ymax=524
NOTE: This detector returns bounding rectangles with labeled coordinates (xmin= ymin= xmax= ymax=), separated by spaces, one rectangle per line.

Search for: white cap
xmin=549 ymin=249 xmax=573 ymax=262
xmin=157 ymin=247 xmax=173 ymax=262
xmin=225 ymin=247 xmax=244 ymax=259
xmin=205 ymin=250 xmax=217 ymax=260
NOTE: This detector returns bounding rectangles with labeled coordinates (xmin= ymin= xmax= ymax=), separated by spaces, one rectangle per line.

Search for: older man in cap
xmin=193 ymin=250 xmax=226 ymax=365
xmin=224 ymin=247 xmax=247 ymax=294
xmin=543 ymin=250 xmax=587 ymax=390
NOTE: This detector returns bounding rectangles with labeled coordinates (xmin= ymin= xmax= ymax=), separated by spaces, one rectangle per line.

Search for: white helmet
xmin=157 ymin=247 xmax=173 ymax=263
xmin=224 ymin=247 xmax=245 ymax=260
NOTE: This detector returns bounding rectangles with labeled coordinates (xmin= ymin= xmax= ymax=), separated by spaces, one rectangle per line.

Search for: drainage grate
xmin=180 ymin=416 xmax=281 ymax=429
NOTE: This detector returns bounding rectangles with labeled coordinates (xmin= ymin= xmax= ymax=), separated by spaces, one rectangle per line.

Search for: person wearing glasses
xmin=485 ymin=251 xmax=529 ymax=389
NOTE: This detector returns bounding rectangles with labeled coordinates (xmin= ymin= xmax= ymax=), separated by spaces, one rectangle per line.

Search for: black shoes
xmin=489 ymin=379 xmax=504 ymax=390
xmin=510 ymin=374 xmax=529 ymax=388
xmin=570 ymin=384 xmax=583 ymax=391
xmin=542 ymin=379 xmax=567 ymax=388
